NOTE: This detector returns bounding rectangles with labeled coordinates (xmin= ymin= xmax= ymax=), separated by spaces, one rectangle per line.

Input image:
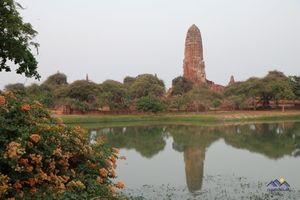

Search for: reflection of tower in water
xmin=170 ymin=126 xmax=221 ymax=193
xmin=184 ymin=147 xmax=205 ymax=192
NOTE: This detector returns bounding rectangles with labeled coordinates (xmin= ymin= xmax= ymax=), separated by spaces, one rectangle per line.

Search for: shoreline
xmin=58 ymin=110 xmax=300 ymax=128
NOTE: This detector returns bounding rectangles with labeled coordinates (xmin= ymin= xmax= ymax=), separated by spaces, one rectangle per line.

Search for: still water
xmin=89 ymin=122 xmax=300 ymax=199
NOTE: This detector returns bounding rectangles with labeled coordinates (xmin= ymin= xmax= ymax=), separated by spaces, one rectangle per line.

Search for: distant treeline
xmin=1 ymin=70 xmax=300 ymax=113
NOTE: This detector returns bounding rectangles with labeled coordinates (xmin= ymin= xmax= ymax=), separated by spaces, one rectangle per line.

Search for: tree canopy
xmin=225 ymin=70 xmax=295 ymax=109
xmin=171 ymin=76 xmax=193 ymax=95
xmin=4 ymin=83 xmax=26 ymax=96
xmin=136 ymin=96 xmax=165 ymax=113
xmin=42 ymin=72 xmax=68 ymax=90
xmin=6 ymin=70 xmax=300 ymax=113
xmin=63 ymin=80 xmax=99 ymax=102
xmin=99 ymin=80 xmax=128 ymax=109
xmin=0 ymin=0 xmax=40 ymax=79
xmin=129 ymin=74 xmax=165 ymax=98
xmin=289 ymin=76 xmax=300 ymax=99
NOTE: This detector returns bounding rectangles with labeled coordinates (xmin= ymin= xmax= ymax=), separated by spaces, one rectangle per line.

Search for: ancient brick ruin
xmin=182 ymin=24 xmax=232 ymax=92
xmin=183 ymin=24 xmax=206 ymax=85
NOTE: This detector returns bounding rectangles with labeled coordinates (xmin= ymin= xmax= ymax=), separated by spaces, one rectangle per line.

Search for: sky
xmin=1 ymin=0 xmax=300 ymax=89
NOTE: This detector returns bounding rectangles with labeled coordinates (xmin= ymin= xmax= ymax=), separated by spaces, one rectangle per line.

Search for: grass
xmin=59 ymin=111 xmax=300 ymax=128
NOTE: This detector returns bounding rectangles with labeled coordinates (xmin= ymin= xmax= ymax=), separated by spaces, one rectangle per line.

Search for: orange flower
xmin=27 ymin=141 xmax=33 ymax=148
xmin=111 ymin=155 xmax=116 ymax=164
xmin=116 ymin=181 xmax=125 ymax=189
xmin=28 ymin=177 xmax=36 ymax=187
xmin=113 ymin=163 xmax=117 ymax=169
xmin=49 ymin=161 xmax=56 ymax=171
xmin=18 ymin=191 xmax=24 ymax=198
xmin=4 ymin=142 xmax=25 ymax=159
xmin=105 ymin=159 xmax=112 ymax=168
xmin=112 ymin=148 xmax=119 ymax=154
xmin=0 ymin=95 xmax=5 ymax=105
xmin=29 ymin=155 xmax=43 ymax=169
xmin=120 ymin=156 xmax=126 ymax=160
xmin=58 ymin=183 xmax=66 ymax=190
xmin=53 ymin=148 xmax=62 ymax=156
xmin=30 ymin=187 xmax=38 ymax=194
xmin=0 ymin=173 xmax=9 ymax=196
xmin=33 ymin=100 xmax=43 ymax=108
xmin=96 ymin=176 xmax=103 ymax=183
xmin=61 ymin=175 xmax=70 ymax=182
xmin=13 ymin=181 xmax=22 ymax=190
xmin=19 ymin=158 xmax=29 ymax=166
xmin=99 ymin=168 xmax=108 ymax=177
xmin=109 ymin=185 xmax=116 ymax=194
xmin=38 ymin=170 xmax=48 ymax=181
xmin=110 ymin=169 xmax=116 ymax=177
xmin=21 ymin=104 xmax=30 ymax=112
xmin=26 ymin=165 xmax=33 ymax=172
xmin=74 ymin=180 xmax=85 ymax=189
xmin=30 ymin=134 xmax=41 ymax=143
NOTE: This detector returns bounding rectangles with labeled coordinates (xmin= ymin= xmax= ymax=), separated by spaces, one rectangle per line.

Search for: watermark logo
xmin=267 ymin=178 xmax=290 ymax=191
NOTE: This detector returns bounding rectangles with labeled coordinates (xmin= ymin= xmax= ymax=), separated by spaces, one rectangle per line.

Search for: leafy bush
xmin=225 ymin=71 xmax=295 ymax=109
xmin=171 ymin=76 xmax=193 ymax=95
xmin=183 ymin=87 xmax=223 ymax=111
xmin=0 ymin=92 xmax=125 ymax=199
xmin=229 ymin=95 xmax=247 ymax=110
xmin=99 ymin=80 xmax=129 ymax=110
xmin=129 ymin=74 xmax=165 ymax=98
xmin=136 ymin=96 xmax=165 ymax=113
xmin=63 ymin=80 xmax=100 ymax=102
xmin=4 ymin=83 xmax=27 ymax=97
xmin=42 ymin=72 xmax=68 ymax=90
xmin=26 ymin=84 xmax=54 ymax=107
xmin=212 ymin=99 xmax=222 ymax=109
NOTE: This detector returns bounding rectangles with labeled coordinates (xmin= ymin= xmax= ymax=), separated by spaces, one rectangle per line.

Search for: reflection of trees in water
xmin=222 ymin=122 xmax=300 ymax=159
xmin=169 ymin=125 xmax=221 ymax=152
xmin=89 ymin=122 xmax=300 ymax=192
xmin=92 ymin=126 xmax=167 ymax=158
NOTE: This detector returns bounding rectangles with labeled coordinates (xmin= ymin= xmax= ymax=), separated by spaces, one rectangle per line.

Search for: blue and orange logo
xmin=267 ymin=178 xmax=290 ymax=191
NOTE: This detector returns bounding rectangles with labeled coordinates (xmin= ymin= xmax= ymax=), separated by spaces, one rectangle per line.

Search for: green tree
xmin=136 ymin=96 xmax=165 ymax=113
xmin=171 ymin=76 xmax=193 ymax=95
xmin=67 ymin=98 xmax=90 ymax=113
xmin=26 ymin=83 xmax=54 ymax=107
xmin=225 ymin=77 xmax=260 ymax=110
xmin=4 ymin=83 xmax=26 ymax=97
xmin=225 ymin=71 xmax=295 ymax=110
xmin=64 ymin=80 xmax=99 ymax=102
xmin=123 ymin=76 xmax=136 ymax=87
xmin=169 ymin=95 xmax=189 ymax=111
xmin=184 ymin=87 xmax=223 ymax=111
xmin=42 ymin=72 xmax=68 ymax=90
xmin=212 ymin=99 xmax=222 ymax=112
xmin=229 ymin=95 xmax=247 ymax=110
xmin=99 ymin=80 xmax=128 ymax=109
xmin=259 ymin=71 xmax=294 ymax=109
xmin=0 ymin=0 xmax=40 ymax=79
xmin=289 ymin=76 xmax=300 ymax=99
xmin=129 ymin=74 xmax=165 ymax=98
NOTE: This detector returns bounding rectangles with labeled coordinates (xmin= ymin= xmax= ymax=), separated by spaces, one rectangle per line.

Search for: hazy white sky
xmin=1 ymin=0 xmax=300 ymax=89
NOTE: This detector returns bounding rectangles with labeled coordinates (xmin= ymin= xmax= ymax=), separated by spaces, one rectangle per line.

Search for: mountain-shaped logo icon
xmin=267 ymin=178 xmax=290 ymax=188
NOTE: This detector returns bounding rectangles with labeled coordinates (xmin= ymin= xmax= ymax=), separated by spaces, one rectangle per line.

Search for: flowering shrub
xmin=0 ymin=92 xmax=124 ymax=199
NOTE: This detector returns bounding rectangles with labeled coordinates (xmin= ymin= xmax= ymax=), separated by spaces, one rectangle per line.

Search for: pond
xmin=88 ymin=122 xmax=300 ymax=199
